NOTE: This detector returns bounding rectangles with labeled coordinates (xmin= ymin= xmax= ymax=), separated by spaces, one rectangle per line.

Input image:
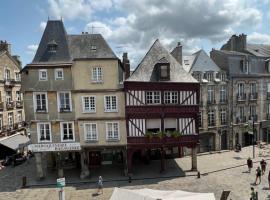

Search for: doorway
xmin=221 ymin=131 xmax=228 ymax=150
xmin=89 ymin=151 xmax=101 ymax=166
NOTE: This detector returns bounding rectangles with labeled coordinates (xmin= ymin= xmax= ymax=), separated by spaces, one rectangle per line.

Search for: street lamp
xmin=247 ymin=117 xmax=255 ymax=159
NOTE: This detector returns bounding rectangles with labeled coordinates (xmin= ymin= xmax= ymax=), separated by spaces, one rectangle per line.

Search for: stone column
xmin=191 ymin=147 xmax=197 ymax=171
xmin=35 ymin=152 xmax=44 ymax=179
xmin=80 ymin=149 xmax=89 ymax=179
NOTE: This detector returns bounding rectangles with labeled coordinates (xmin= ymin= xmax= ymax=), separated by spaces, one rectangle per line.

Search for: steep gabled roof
xmin=127 ymin=39 xmax=197 ymax=83
xmin=32 ymin=20 xmax=71 ymax=63
xmin=187 ymin=49 xmax=221 ymax=73
xmin=246 ymin=44 xmax=270 ymax=57
xmin=67 ymin=34 xmax=117 ymax=59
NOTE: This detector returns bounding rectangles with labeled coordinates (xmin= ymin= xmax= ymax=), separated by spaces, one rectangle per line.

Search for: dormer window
xmin=160 ymin=65 xmax=169 ymax=79
xmin=206 ymin=72 xmax=213 ymax=82
xmin=266 ymin=60 xmax=270 ymax=73
xmin=47 ymin=40 xmax=58 ymax=52
xmin=91 ymin=45 xmax=97 ymax=51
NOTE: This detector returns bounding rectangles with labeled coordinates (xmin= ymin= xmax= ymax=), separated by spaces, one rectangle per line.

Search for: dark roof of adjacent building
xmin=246 ymin=44 xmax=270 ymax=57
xmin=32 ymin=20 xmax=71 ymax=64
xmin=127 ymin=39 xmax=197 ymax=83
xmin=67 ymin=34 xmax=117 ymax=60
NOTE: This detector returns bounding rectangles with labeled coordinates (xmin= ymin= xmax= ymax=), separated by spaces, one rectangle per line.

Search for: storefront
xmin=261 ymin=120 xmax=270 ymax=143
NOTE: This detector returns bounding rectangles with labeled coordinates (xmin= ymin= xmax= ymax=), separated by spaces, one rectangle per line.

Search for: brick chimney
xmin=122 ymin=52 xmax=130 ymax=79
xmin=221 ymin=34 xmax=247 ymax=52
xmin=0 ymin=40 xmax=11 ymax=54
xmin=171 ymin=42 xmax=182 ymax=64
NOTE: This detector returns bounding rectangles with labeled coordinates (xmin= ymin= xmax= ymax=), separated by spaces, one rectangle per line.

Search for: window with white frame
xmin=239 ymin=106 xmax=245 ymax=122
xmin=6 ymin=91 xmax=12 ymax=103
xmin=250 ymin=105 xmax=256 ymax=119
xmin=220 ymin=73 xmax=226 ymax=82
xmin=208 ymin=110 xmax=215 ymax=127
xmin=34 ymin=92 xmax=47 ymax=112
xmin=207 ymin=85 xmax=215 ymax=103
xmin=84 ymin=123 xmax=98 ymax=141
xmin=146 ymin=91 xmax=161 ymax=104
xmin=17 ymin=111 xmax=22 ymax=122
xmin=92 ymin=67 xmax=103 ymax=83
xmin=237 ymin=83 xmax=245 ymax=98
xmin=250 ymin=83 xmax=256 ymax=96
xmin=220 ymin=108 xmax=227 ymax=125
xmin=219 ymin=85 xmax=227 ymax=103
xmin=82 ymin=96 xmax=96 ymax=113
xmin=5 ymin=68 xmax=10 ymax=80
xmin=37 ymin=123 xmax=51 ymax=142
xmin=60 ymin=122 xmax=75 ymax=142
xmin=55 ymin=68 xmax=64 ymax=80
xmin=15 ymin=72 xmax=21 ymax=81
xmin=16 ymin=91 xmax=21 ymax=101
xmin=58 ymin=92 xmax=71 ymax=112
xmin=106 ymin=122 xmax=119 ymax=140
xmin=39 ymin=69 xmax=47 ymax=81
xmin=164 ymin=91 xmax=178 ymax=104
xmin=104 ymin=96 xmax=117 ymax=112
xmin=8 ymin=113 xmax=13 ymax=129
xmin=207 ymin=72 xmax=213 ymax=81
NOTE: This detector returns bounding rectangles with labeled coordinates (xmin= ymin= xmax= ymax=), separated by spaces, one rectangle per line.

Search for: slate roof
xmin=246 ymin=44 xmax=270 ymax=57
xmin=184 ymin=49 xmax=221 ymax=73
xmin=67 ymin=34 xmax=117 ymax=59
xmin=32 ymin=20 xmax=71 ymax=63
xmin=127 ymin=39 xmax=197 ymax=83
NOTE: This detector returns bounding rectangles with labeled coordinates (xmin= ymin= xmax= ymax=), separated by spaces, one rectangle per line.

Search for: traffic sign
xmin=57 ymin=178 xmax=65 ymax=188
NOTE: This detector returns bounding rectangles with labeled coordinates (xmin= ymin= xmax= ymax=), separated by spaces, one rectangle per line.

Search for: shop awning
xmin=0 ymin=133 xmax=30 ymax=150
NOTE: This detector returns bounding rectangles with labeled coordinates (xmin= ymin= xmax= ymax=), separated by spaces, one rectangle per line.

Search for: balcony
xmin=15 ymin=101 xmax=23 ymax=108
xmin=207 ymin=99 xmax=216 ymax=105
xmin=60 ymin=106 xmax=71 ymax=113
xmin=248 ymin=115 xmax=258 ymax=122
xmin=208 ymin=122 xmax=216 ymax=127
xmin=249 ymin=93 xmax=258 ymax=101
xmin=220 ymin=119 xmax=227 ymax=126
xmin=4 ymin=79 xmax=15 ymax=88
xmin=236 ymin=93 xmax=246 ymax=102
xmin=236 ymin=116 xmax=246 ymax=124
xmin=0 ymin=121 xmax=26 ymax=134
xmin=6 ymin=101 xmax=14 ymax=110
xmin=267 ymin=92 xmax=270 ymax=100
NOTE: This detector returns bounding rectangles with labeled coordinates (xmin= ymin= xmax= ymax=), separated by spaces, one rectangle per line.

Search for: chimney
xmin=171 ymin=42 xmax=182 ymax=64
xmin=0 ymin=40 xmax=11 ymax=54
xmin=122 ymin=52 xmax=130 ymax=79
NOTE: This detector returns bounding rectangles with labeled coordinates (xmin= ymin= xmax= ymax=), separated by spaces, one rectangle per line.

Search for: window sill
xmin=61 ymin=140 xmax=75 ymax=143
xmin=104 ymin=110 xmax=118 ymax=113
xmin=38 ymin=141 xmax=52 ymax=143
xmin=85 ymin=140 xmax=98 ymax=143
xmin=91 ymin=81 xmax=103 ymax=84
xmin=106 ymin=139 xmax=120 ymax=142
xmin=82 ymin=111 xmax=96 ymax=114
xmin=36 ymin=111 xmax=48 ymax=114
xmin=59 ymin=110 xmax=72 ymax=113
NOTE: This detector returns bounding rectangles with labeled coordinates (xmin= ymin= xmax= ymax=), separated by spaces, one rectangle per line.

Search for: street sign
xmin=57 ymin=178 xmax=65 ymax=188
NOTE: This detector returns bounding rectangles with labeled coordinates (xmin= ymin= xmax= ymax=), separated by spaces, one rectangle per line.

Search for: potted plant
xmin=145 ymin=131 xmax=153 ymax=140
xmin=157 ymin=131 xmax=165 ymax=139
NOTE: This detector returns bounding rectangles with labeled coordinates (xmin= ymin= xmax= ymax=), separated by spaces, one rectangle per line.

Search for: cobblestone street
xmin=1 ymin=146 xmax=270 ymax=200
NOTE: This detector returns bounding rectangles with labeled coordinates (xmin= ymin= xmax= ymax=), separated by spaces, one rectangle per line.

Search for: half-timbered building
xmin=124 ymin=40 xmax=200 ymax=174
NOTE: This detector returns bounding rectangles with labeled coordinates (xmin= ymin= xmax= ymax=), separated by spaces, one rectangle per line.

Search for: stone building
xmin=180 ymin=48 xmax=229 ymax=152
xmin=0 ymin=41 xmax=27 ymax=158
xmin=22 ymin=20 xmax=126 ymax=179
xmin=211 ymin=34 xmax=270 ymax=148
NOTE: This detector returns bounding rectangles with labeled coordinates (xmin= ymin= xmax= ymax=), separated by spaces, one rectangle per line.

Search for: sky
xmin=1 ymin=0 xmax=270 ymax=68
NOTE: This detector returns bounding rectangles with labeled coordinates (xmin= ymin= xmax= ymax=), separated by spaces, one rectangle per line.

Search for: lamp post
xmin=248 ymin=118 xmax=255 ymax=159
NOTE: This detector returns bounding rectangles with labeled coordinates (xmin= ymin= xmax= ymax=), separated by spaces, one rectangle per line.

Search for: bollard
xmin=128 ymin=176 xmax=132 ymax=183
xmin=22 ymin=176 xmax=27 ymax=188
xmin=197 ymin=171 xmax=200 ymax=179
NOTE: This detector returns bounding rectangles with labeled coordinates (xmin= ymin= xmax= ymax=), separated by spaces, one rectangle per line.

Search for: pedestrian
xmin=247 ymin=157 xmax=253 ymax=173
xmin=254 ymin=167 xmax=262 ymax=185
xmin=260 ymin=159 xmax=267 ymax=175
xmin=268 ymin=171 xmax=270 ymax=189
xmin=250 ymin=187 xmax=257 ymax=200
xmin=97 ymin=176 xmax=103 ymax=194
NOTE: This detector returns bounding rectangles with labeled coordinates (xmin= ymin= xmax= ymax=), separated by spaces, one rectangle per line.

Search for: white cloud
xmin=248 ymin=32 xmax=270 ymax=44
xmin=26 ymin=44 xmax=38 ymax=55
xmin=39 ymin=21 xmax=47 ymax=31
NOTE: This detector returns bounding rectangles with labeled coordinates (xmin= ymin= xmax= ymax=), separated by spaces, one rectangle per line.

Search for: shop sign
xmin=28 ymin=143 xmax=81 ymax=152
xmin=57 ymin=177 xmax=65 ymax=187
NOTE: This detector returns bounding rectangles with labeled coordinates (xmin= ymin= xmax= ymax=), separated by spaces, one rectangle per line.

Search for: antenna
xmin=89 ymin=25 xmax=104 ymax=34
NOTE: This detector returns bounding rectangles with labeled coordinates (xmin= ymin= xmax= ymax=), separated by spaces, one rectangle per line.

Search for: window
xmin=84 ymin=123 xmax=98 ymax=141
xmin=15 ymin=72 xmax=21 ymax=81
xmin=220 ymin=85 xmax=227 ymax=103
xmin=37 ymin=123 xmax=51 ymax=143
xmin=60 ymin=122 xmax=75 ymax=142
xmin=16 ymin=91 xmax=21 ymax=101
xmin=146 ymin=91 xmax=161 ymax=104
xmin=160 ymin=65 xmax=169 ymax=80
xmin=250 ymin=106 xmax=256 ymax=119
xmin=240 ymin=60 xmax=249 ymax=74
xmin=208 ymin=110 xmax=215 ymax=127
xmin=4 ymin=69 xmax=10 ymax=80
xmin=34 ymin=92 xmax=47 ymax=112
xmin=207 ymin=72 xmax=213 ymax=81
xmin=164 ymin=91 xmax=178 ymax=104
xmin=267 ymin=61 xmax=270 ymax=73
xmin=58 ymin=92 xmax=71 ymax=112
xmin=207 ymin=86 xmax=215 ymax=103
xmin=198 ymin=112 xmax=202 ymax=128
xmin=82 ymin=96 xmax=96 ymax=113
xmin=220 ymin=108 xmax=227 ymax=125
xmin=237 ymin=83 xmax=245 ymax=100
xmin=8 ymin=113 xmax=13 ymax=129
xmin=193 ymin=73 xmax=201 ymax=81
xmin=91 ymin=45 xmax=97 ymax=51
xmin=238 ymin=106 xmax=245 ymax=122
xmin=6 ymin=91 xmax=12 ymax=103
xmin=104 ymin=96 xmax=117 ymax=112
xmin=17 ymin=111 xmax=22 ymax=122
xmin=55 ymin=68 xmax=64 ymax=80
xmin=39 ymin=69 xmax=47 ymax=81
xmin=92 ymin=67 xmax=103 ymax=83
xmin=250 ymin=83 xmax=256 ymax=99
xmin=106 ymin=122 xmax=120 ymax=140
xmin=220 ymin=73 xmax=226 ymax=82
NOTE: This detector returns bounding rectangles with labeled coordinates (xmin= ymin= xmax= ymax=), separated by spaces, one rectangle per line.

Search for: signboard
xmin=28 ymin=143 xmax=81 ymax=152
xmin=57 ymin=177 xmax=65 ymax=187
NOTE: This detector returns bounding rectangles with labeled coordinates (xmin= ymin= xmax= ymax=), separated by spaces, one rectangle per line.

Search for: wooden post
xmin=191 ymin=147 xmax=197 ymax=171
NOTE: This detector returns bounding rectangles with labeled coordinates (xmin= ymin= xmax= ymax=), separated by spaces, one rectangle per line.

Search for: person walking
xmin=250 ymin=187 xmax=257 ymax=200
xmin=254 ymin=167 xmax=262 ymax=185
xmin=260 ymin=159 xmax=267 ymax=175
xmin=97 ymin=176 xmax=103 ymax=195
xmin=247 ymin=157 xmax=253 ymax=173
